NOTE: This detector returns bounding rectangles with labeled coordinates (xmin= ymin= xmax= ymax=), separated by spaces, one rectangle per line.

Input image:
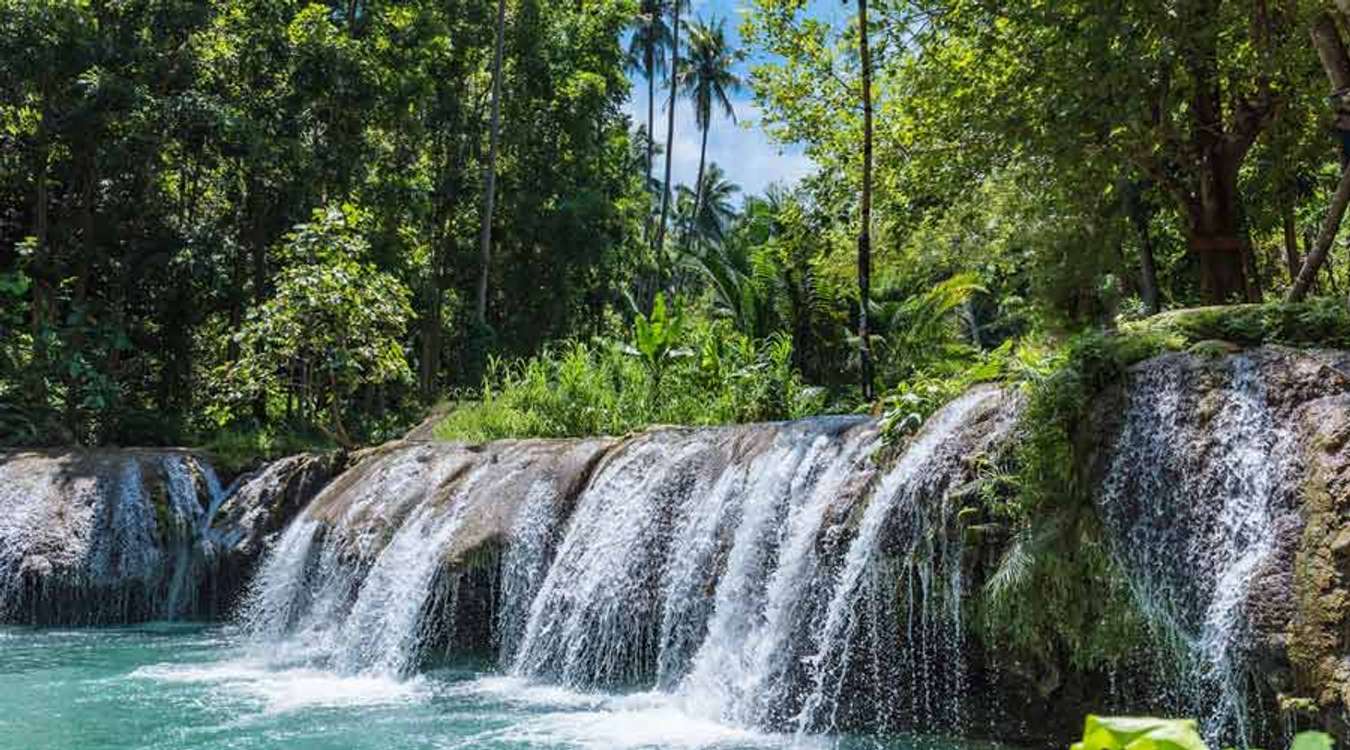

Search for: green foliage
xmin=1291 ymin=732 xmax=1337 ymax=750
xmin=1071 ymin=716 xmax=1332 ymax=750
xmin=1125 ymin=300 xmax=1350 ymax=349
xmin=1072 ymin=717 xmax=1208 ymax=750
xmin=0 ymin=0 xmax=642 ymax=447
xmin=435 ymin=312 xmax=826 ymax=442
xmin=226 ymin=206 xmax=414 ymax=445
xmin=200 ymin=426 xmax=337 ymax=476
xmin=627 ymin=294 xmax=692 ymax=383
xmin=972 ymin=331 xmax=1160 ymax=670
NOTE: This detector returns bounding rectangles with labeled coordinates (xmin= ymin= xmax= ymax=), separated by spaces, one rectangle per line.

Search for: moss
xmin=968 ymin=329 xmax=1162 ymax=672
xmin=1289 ymin=463 xmax=1347 ymax=708
xmin=1123 ymin=300 xmax=1350 ymax=350
xmin=145 ymin=466 xmax=173 ymax=542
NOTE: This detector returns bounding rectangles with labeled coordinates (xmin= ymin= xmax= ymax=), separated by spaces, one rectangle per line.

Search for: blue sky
xmin=624 ymin=0 xmax=841 ymax=200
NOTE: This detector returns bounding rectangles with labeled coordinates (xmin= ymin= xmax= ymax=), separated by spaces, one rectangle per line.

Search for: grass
xmin=200 ymin=426 xmax=338 ymax=475
xmin=434 ymin=327 xmax=828 ymax=442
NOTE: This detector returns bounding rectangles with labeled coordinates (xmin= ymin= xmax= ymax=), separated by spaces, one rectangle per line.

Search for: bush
xmin=200 ymin=426 xmax=337 ymax=475
xmin=434 ymin=313 xmax=827 ymax=442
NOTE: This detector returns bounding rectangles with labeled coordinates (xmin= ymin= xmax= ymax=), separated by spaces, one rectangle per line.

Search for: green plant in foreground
xmin=1072 ymin=716 xmax=1332 ymax=750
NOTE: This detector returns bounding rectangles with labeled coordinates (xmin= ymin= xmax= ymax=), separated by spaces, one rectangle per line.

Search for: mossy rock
xmin=1187 ymin=339 xmax=1242 ymax=358
xmin=1124 ymin=301 xmax=1350 ymax=350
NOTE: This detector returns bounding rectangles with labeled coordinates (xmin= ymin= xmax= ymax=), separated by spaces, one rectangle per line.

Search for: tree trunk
xmin=690 ymin=123 xmax=709 ymax=249
xmin=1313 ymin=12 xmax=1350 ymax=92
xmin=856 ymin=0 xmax=875 ymax=402
xmin=653 ymin=0 xmax=681 ymax=271
xmin=644 ymin=33 xmax=656 ymax=244
xmin=66 ymin=155 xmax=98 ymax=443
xmin=1288 ymin=12 xmax=1350 ymax=301
xmin=1283 ymin=203 xmax=1302 ymax=283
xmin=248 ymin=177 xmax=269 ymax=424
xmin=1125 ymin=182 xmax=1161 ymax=315
xmin=1187 ymin=159 xmax=1251 ymax=303
xmin=1289 ymin=164 xmax=1350 ymax=301
xmin=475 ymin=0 xmax=507 ymax=328
xmin=28 ymin=112 xmax=51 ymax=406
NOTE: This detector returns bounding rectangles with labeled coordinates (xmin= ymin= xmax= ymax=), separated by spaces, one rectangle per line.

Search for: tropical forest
xmin=6 ymin=1 xmax=1350 ymax=749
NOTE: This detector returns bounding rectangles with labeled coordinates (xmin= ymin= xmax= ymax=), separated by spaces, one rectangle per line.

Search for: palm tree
xmin=678 ymin=17 xmax=742 ymax=237
xmin=653 ymin=0 xmax=686 ymax=267
xmin=689 ymin=162 xmax=740 ymax=243
xmin=625 ymin=0 xmax=670 ymax=241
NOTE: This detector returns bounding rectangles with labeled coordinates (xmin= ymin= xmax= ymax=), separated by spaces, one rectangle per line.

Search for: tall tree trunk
xmin=856 ymin=0 xmax=875 ymax=402
xmin=1289 ymin=11 xmax=1350 ymax=302
xmin=28 ymin=111 xmax=51 ymax=406
xmin=1133 ymin=219 xmax=1161 ymax=316
xmin=248 ymin=176 xmax=269 ymax=424
xmin=66 ymin=154 xmax=98 ymax=443
xmin=1187 ymin=160 xmax=1251 ymax=303
xmin=476 ymin=0 xmax=507 ymax=328
xmin=690 ymin=123 xmax=708 ymax=248
xmin=644 ymin=33 xmax=656 ymax=244
xmin=653 ymin=0 xmax=681 ymax=274
xmin=1124 ymin=181 xmax=1161 ymax=315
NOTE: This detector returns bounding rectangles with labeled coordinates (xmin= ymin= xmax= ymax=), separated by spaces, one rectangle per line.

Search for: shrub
xmin=435 ymin=313 xmax=827 ymax=442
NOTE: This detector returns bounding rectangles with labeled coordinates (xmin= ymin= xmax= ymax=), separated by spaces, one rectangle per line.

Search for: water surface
xmin=0 ymin=625 xmax=983 ymax=750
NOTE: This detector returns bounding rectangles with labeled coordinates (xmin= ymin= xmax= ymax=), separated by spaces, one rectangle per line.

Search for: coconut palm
xmin=688 ymin=162 xmax=740 ymax=243
xmin=625 ymin=0 xmax=670 ymax=240
xmin=678 ymin=17 xmax=742 ymax=234
xmin=653 ymin=0 xmax=687 ymax=266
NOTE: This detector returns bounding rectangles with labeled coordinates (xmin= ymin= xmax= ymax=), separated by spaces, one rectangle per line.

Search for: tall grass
xmin=435 ymin=325 xmax=827 ymax=442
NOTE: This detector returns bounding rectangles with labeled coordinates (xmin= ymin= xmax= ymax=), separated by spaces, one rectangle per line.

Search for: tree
xmin=1289 ymin=9 xmax=1350 ymax=302
xmin=654 ymin=0 xmax=686 ymax=265
xmin=912 ymin=1 xmax=1307 ymax=303
xmin=679 ymin=17 xmax=742 ymax=235
xmin=687 ymin=162 xmax=742 ymax=244
xmin=627 ymin=0 xmax=671 ymax=241
xmin=232 ymin=207 xmax=413 ymax=447
xmin=852 ymin=0 xmax=875 ymax=401
xmin=477 ymin=0 xmax=509 ymax=328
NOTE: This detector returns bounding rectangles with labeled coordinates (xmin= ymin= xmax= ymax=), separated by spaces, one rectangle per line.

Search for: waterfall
xmin=0 ymin=451 xmax=224 ymax=623
xmin=1100 ymin=354 xmax=1300 ymax=744
xmin=241 ymin=390 xmax=1014 ymax=737
xmin=791 ymin=388 xmax=1002 ymax=736
xmin=242 ymin=440 xmax=615 ymax=675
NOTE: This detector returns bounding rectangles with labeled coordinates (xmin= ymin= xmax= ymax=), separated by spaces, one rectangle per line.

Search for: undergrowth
xmin=435 ymin=320 xmax=828 ymax=442
xmin=200 ymin=426 xmax=338 ymax=475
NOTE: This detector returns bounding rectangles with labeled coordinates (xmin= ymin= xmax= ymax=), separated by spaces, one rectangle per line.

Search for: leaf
xmin=1072 ymin=716 xmax=1208 ymax=750
xmin=1290 ymin=733 xmax=1334 ymax=750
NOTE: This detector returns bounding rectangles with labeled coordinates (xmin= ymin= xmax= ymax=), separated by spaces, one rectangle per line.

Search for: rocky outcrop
xmin=1083 ymin=346 xmax=1350 ymax=744
xmin=0 ymin=449 xmax=335 ymax=624
xmin=14 ymin=346 xmax=1350 ymax=749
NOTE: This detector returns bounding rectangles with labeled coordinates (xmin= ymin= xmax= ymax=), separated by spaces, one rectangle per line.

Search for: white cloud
xmin=625 ymin=82 xmax=815 ymax=200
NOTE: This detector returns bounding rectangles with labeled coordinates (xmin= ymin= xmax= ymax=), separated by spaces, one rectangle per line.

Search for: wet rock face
xmin=1088 ymin=346 xmax=1350 ymax=743
xmin=0 ymin=450 xmax=335 ymax=624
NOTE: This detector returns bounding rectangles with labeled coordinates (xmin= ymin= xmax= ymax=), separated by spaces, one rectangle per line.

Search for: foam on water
xmin=132 ymin=657 xmax=427 ymax=713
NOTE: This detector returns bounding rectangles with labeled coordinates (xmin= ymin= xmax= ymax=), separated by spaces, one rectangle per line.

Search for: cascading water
xmin=791 ymin=389 xmax=1004 ymax=737
xmin=1100 ymin=354 xmax=1300 ymax=744
xmin=241 ymin=390 xmax=1016 ymax=740
xmin=0 ymin=450 xmax=226 ymax=623
xmin=242 ymin=440 xmax=615 ymax=675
